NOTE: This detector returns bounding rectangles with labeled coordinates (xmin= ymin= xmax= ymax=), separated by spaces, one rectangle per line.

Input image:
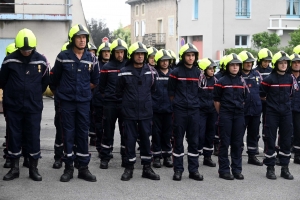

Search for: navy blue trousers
xmin=5 ymin=110 xmax=41 ymax=160
xmin=123 ymin=119 xmax=152 ymax=166
xmin=244 ymin=115 xmax=261 ymax=155
xmin=218 ymin=111 xmax=244 ymax=174
xmin=54 ymin=98 xmax=64 ymax=160
xmin=263 ymin=111 xmax=292 ymax=166
xmin=91 ymin=105 xmax=103 ymax=153
xmin=292 ymin=111 xmax=300 ymax=154
xmin=59 ymin=100 xmax=90 ymax=166
xmin=198 ymin=110 xmax=217 ymax=157
xmin=173 ymin=109 xmax=200 ymax=173
xmin=151 ymin=112 xmax=172 ymax=158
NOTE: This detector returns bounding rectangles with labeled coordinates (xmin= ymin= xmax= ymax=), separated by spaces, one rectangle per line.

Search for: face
xmin=114 ymin=50 xmax=125 ymax=62
xmin=261 ymin=60 xmax=271 ymax=68
xmin=184 ymin=52 xmax=195 ymax=65
xmin=133 ymin=52 xmax=145 ymax=64
xmin=292 ymin=60 xmax=300 ymax=71
xmin=205 ymin=66 xmax=215 ymax=76
xmin=101 ymin=50 xmax=110 ymax=60
xmin=228 ymin=63 xmax=240 ymax=74
xmin=148 ymin=55 xmax=155 ymax=66
xmin=277 ymin=60 xmax=288 ymax=71
xmin=88 ymin=50 xmax=96 ymax=56
xmin=20 ymin=49 xmax=33 ymax=57
xmin=243 ymin=62 xmax=253 ymax=71
xmin=74 ymin=35 xmax=87 ymax=49
xmin=159 ymin=59 xmax=169 ymax=69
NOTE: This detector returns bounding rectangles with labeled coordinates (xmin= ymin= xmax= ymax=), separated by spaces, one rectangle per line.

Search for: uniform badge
xmin=88 ymin=64 xmax=92 ymax=72
xmin=38 ymin=65 xmax=41 ymax=73
xmin=248 ymin=84 xmax=252 ymax=87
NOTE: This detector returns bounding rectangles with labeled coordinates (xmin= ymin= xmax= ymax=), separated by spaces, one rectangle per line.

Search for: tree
xmin=86 ymin=18 xmax=113 ymax=48
xmin=112 ymin=23 xmax=131 ymax=46
xmin=252 ymin=31 xmax=280 ymax=49
xmin=289 ymin=27 xmax=300 ymax=47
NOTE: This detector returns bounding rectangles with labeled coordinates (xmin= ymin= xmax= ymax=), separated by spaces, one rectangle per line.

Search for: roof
xmin=126 ymin=0 xmax=157 ymax=5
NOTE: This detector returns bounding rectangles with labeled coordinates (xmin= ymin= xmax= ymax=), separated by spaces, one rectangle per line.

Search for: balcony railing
xmin=268 ymin=14 xmax=300 ymax=31
xmin=0 ymin=2 xmax=72 ymax=21
xmin=142 ymin=33 xmax=166 ymax=47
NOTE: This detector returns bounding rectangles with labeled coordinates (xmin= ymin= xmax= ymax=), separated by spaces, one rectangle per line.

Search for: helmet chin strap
xmin=292 ymin=69 xmax=300 ymax=72
xmin=277 ymin=69 xmax=286 ymax=73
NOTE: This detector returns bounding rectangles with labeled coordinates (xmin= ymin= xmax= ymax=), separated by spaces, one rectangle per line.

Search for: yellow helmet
xmin=219 ymin=55 xmax=227 ymax=70
xmin=223 ymin=53 xmax=242 ymax=70
xmin=15 ymin=28 xmax=37 ymax=50
xmin=68 ymin=24 xmax=90 ymax=43
xmin=257 ymin=48 xmax=273 ymax=62
xmin=198 ymin=58 xmax=217 ymax=71
xmin=154 ymin=49 xmax=172 ymax=63
xmin=271 ymin=51 xmax=290 ymax=68
xmin=97 ymin=42 xmax=111 ymax=56
xmin=6 ymin=43 xmax=17 ymax=56
xmin=147 ymin=46 xmax=158 ymax=58
xmin=293 ymin=45 xmax=300 ymax=54
xmin=88 ymin=43 xmax=97 ymax=51
xmin=289 ymin=53 xmax=300 ymax=63
xmin=110 ymin=38 xmax=128 ymax=52
xmin=61 ymin=42 xmax=69 ymax=51
xmin=128 ymin=42 xmax=147 ymax=59
xmin=238 ymin=51 xmax=255 ymax=63
xmin=167 ymin=50 xmax=177 ymax=60
xmin=179 ymin=43 xmax=199 ymax=61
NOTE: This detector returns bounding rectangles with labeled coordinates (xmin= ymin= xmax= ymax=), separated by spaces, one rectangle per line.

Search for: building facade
xmin=178 ymin=0 xmax=300 ymax=60
xmin=0 ymin=0 xmax=88 ymax=66
xmin=126 ymin=0 xmax=178 ymax=54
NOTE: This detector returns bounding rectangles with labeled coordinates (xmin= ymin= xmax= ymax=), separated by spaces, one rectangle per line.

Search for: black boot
xmin=3 ymin=158 xmax=12 ymax=168
xmin=189 ymin=171 xmax=204 ymax=181
xmin=275 ymin=157 xmax=280 ymax=166
xmin=294 ymin=153 xmax=300 ymax=164
xmin=53 ymin=159 xmax=63 ymax=169
xmin=89 ymin=136 xmax=96 ymax=146
xmin=23 ymin=157 xmax=29 ymax=168
xmin=100 ymin=159 xmax=109 ymax=169
xmin=173 ymin=170 xmax=182 ymax=181
xmin=3 ymin=158 xmax=19 ymax=181
xmin=78 ymin=166 xmax=97 ymax=182
xmin=219 ymin=173 xmax=234 ymax=180
xmin=280 ymin=166 xmax=294 ymax=180
xmin=152 ymin=157 xmax=161 ymax=168
xmin=213 ymin=143 xmax=219 ymax=156
xmin=121 ymin=165 xmax=134 ymax=181
xmin=74 ymin=158 xmax=79 ymax=169
xmin=266 ymin=166 xmax=276 ymax=180
xmin=163 ymin=157 xmax=173 ymax=168
xmin=29 ymin=158 xmax=42 ymax=181
xmin=142 ymin=165 xmax=160 ymax=180
xmin=203 ymin=156 xmax=216 ymax=167
xmin=248 ymin=155 xmax=263 ymax=166
xmin=60 ymin=164 xmax=74 ymax=182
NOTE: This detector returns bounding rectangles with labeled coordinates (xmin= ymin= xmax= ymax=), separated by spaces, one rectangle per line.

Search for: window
xmin=135 ymin=21 xmax=139 ymax=37
xmin=141 ymin=4 xmax=145 ymax=15
xmin=135 ymin=5 xmax=139 ymax=16
xmin=168 ymin=17 xmax=174 ymax=36
xmin=0 ymin=0 xmax=15 ymax=13
xmin=193 ymin=0 xmax=199 ymax=20
xmin=141 ymin=20 xmax=145 ymax=36
xmin=236 ymin=0 xmax=250 ymax=18
xmin=287 ymin=0 xmax=300 ymax=16
xmin=235 ymin=35 xmax=249 ymax=47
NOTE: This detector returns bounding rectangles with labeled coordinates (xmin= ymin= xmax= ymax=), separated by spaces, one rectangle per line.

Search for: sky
xmin=81 ymin=0 xmax=131 ymax=31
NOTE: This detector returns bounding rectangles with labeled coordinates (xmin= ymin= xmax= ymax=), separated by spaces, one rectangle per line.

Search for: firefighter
xmin=50 ymin=24 xmax=99 ymax=182
xmin=168 ymin=43 xmax=203 ymax=181
xmin=98 ymin=38 xmax=128 ymax=169
xmin=116 ymin=42 xmax=160 ymax=181
xmin=0 ymin=28 xmax=49 ymax=181
xmin=260 ymin=51 xmax=294 ymax=180
xmin=255 ymin=48 xmax=273 ymax=148
xmin=147 ymin=46 xmax=158 ymax=67
xmin=197 ymin=58 xmax=218 ymax=167
xmin=151 ymin=49 xmax=173 ymax=168
xmin=214 ymin=53 xmax=246 ymax=180
xmin=92 ymin=42 xmax=111 ymax=155
xmin=238 ymin=50 xmax=263 ymax=166
xmin=167 ymin=49 xmax=177 ymax=69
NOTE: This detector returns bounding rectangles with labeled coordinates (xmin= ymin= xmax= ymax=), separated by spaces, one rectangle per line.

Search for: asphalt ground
xmin=0 ymin=97 xmax=299 ymax=200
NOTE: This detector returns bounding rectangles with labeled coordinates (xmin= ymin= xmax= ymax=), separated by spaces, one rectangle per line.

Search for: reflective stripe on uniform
xmin=279 ymin=152 xmax=291 ymax=157
xmin=152 ymin=151 xmax=161 ymax=155
xmin=2 ymin=59 xmax=23 ymax=64
xmin=118 ymin=72 xmax=133 ymax=76
xmin=80 ymin=60 xmax=94 ymax=65
xmin=101 ymin=143 xmax=111 ymax=148
xmin=29 ymin=61 xmax=47 ymax=66
xmin=156 ymin=77 xmax=169 ymax=80
xmin=294 ymin=145 xmax=300 ymax=149
xmin=203 ymin=147 xmax=214 ymax=151
xmin=8 ymin=150 xmax=22 ymax=156
xmin=141 ymin=156 xmax=152 ymax=159
xmin=129 ymin=157 xmax=136 ymax=162
xmin=56 ymin=57 xmax=75 ymax=63
xmin=260 ymin=73 xmax=270 ymax=76
xmin=76 ymin=152 xmax=90 ymax=157
xmin=144 ymin=71 xmax=156 ymax=75
xmin=162 ymin=150 xmax=172 ymax=154
xmin=66 ymin=153 xmax=73 ymax=157
xmin=29 ymin=151 xmax=41 ymax=156
xmin=188 ymin=152 xmax=199 ymax=157
xmin=247 ymin=146 xmax=257 ymax=150
xmin=55 ymin=143 xmax=64 ymax=147
xmin=121 ymin=145 xmax=125 ymax=149
xmin=173 ymin=152 xmax=184 ymax=157
xmin=264 ymin=153 xmax=276 ymax=158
